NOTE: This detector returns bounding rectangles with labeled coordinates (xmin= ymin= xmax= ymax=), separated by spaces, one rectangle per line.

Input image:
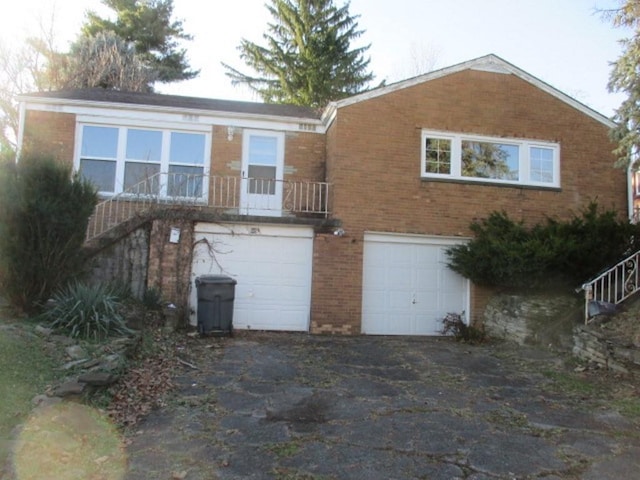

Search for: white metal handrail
xmin=581 ymin=249 xmax=640 ymax=323
xmin=86 ymin=172 xmax=331 ymax=242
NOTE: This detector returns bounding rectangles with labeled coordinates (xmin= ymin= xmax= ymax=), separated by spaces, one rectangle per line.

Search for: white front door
xmin=190 ymin=223 xmax=313 ymax=331
xmin=361 ymin=233 xmax=470 ymax=335
xmin=240 ymin=130 xmax=284 ymax=216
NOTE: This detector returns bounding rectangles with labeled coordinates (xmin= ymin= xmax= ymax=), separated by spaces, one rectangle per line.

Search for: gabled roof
xmin=321 ymin=54 xmax=615 ymax=129
xmin=19 ymin=54 xmax=614 ymax=130
xmin=19 ymin=88 xmax=322 ymax=121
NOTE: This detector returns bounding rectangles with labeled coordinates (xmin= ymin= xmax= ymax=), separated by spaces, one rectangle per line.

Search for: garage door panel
xmin=393 ymin=314 xmax=414 ymax=333
xmin=416 ymin=246 xmax=439 ymax=265
xmin=440 ymin=275 xmax=465 ymax=290
xmin=365 ymin=267 xmax=388 ymax=289
xmin=414 ymin=314 xmax=439 ymax=335
xmin=362 ymin=233 xmax=470 ymax=336
xmin=366 ymin=292 xmax=387 ymax=311
xmin=191 ymin=224 xmax=312 ymax=332
xmin=361 ymin=313 xmax=387 ymax=334
xmin=416 ymin=267 xmax=438 ymax=286
xmin=389 ymin=290 xmax=412 ymax=308
xmin=416 ymin=289 xmax=438 ymax=305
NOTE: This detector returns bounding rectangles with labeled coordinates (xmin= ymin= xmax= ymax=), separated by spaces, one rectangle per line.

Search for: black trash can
xmin=195 ymin=275 xmax=237 ymax=335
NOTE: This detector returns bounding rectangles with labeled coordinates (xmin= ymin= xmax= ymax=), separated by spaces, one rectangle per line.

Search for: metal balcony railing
xmin=580 ymin=249 xmax=640 ymax=324
xmin=85 ymin=172 xmax=331 ymax=242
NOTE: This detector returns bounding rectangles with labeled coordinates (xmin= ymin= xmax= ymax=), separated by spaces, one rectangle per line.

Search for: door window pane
xmin=81 ymin=126 xmax=118 ymax=158
xmin=248 ymin=165 xmax=276 ymax=194
xmin=170 ymin=132 xmax=205 ymax=165
xmin=80 ymin=159 xmax=116 ymax=192
xmin=126 ymin=129 xmax=162 ymax=161
xmin=249 ymin=136 xmax=277 ymax=166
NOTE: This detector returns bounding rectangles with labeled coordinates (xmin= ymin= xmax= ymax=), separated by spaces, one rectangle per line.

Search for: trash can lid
xmin=195 ymin=274 xmax=237 ymax=285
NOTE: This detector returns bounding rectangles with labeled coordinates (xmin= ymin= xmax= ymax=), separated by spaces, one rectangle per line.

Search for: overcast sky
xmin=0 ymin=0 xmax=630 ymax=116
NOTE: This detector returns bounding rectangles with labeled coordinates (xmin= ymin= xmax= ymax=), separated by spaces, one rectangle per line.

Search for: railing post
xmin=584 ymin=284 xmax=592 ymax=325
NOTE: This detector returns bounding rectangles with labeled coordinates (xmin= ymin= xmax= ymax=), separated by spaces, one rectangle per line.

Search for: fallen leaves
xmin=106 ymin=331 xmax=178 ymax=428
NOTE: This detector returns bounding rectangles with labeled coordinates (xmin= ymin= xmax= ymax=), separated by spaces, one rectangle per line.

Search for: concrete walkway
xmin=125 ymin=333 xmax=640 ymax=480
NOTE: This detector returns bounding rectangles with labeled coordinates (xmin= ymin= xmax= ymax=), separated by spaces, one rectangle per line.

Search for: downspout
xmin=16 ymin=100 xmax=26 ymax=162
xmin=629 ymin=162 xmax=636 ymax=223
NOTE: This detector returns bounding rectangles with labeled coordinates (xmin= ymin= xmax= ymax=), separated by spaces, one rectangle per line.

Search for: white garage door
xmin=362 ymin=233 xmax=470 ymax=335
xmin=190 ymin=223 xmax=313 ymax=331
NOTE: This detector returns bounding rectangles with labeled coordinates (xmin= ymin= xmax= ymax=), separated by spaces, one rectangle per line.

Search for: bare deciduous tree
xmin=60 ymin=31 xmax=157 ymax=92
xmin=0 ymin=12 xmax=67 ymax=151
xmin=0 ymin=41 xmax=39 ymax=150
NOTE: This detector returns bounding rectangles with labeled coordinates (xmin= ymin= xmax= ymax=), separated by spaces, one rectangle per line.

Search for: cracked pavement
xmin=124 ymin=333 xmax=640 ymax=480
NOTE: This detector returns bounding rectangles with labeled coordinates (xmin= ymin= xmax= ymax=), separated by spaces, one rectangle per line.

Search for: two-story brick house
xmin=17 ymin=54 xmax=628 ymax=335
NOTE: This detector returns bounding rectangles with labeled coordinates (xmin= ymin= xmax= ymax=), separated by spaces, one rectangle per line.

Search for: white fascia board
xmin=364 ymin=231 xmax=471 ymax=245
xmin=21 ymin=97 xmax=326 ymax=134
xmin=325 ymin=54 xmax=615 ymax=130
xmin=321 ymin=102 xmax=337 ymax=125
xmin=195 ymin=222 xmax=314 ymax=239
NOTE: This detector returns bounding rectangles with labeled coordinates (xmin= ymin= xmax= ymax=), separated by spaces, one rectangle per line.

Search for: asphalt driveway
xmin=124 ymin=333 xmax=640 ymax=480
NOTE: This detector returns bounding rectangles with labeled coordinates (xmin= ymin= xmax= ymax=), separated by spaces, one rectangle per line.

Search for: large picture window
xmin=421 ymin=130 xmax=559 ymax=187
xmin=78 ymin=124 xmax=209 ymax=199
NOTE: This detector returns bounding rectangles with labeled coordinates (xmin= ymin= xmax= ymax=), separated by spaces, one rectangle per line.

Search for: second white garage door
xmin=361 ymin=233 xmax=470 ymax=335
xmin=190 ymin=223 xmax=313 ymax=332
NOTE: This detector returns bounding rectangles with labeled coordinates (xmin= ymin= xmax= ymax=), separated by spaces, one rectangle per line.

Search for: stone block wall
xmin=483 ymin=293 xmax=581 ymax=349
xmin=86 ymin=226 xmax=150 ymax=299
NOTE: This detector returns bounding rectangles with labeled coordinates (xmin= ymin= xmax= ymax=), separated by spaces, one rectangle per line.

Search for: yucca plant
xmin=40 ymin=282 xmax=133 ymax=341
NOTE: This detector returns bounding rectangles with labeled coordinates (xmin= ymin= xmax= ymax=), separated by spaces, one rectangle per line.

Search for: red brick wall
xmin=284 ymin=131 xmax=326 ymax=182
xmin=310 ymin=69 xmax=626 ymax=333
xmin=147 ymin=218 xmax=194 ymax=312
xmin=211 ymin=125 xmax=238 ymax=177
xmin=22 ymin=111 xmax=76 ymax=166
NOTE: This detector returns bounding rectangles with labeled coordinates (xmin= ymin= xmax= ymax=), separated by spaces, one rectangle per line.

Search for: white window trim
xmin=74 ymin=120 xmax=211 ymax=200
xmin=420 ymin=129 xmax=560 ymax=188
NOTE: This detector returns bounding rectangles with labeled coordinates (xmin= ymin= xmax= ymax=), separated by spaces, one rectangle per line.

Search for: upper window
xmin=78 ymin=124 xmax=209 ymax=199
xmin=421 ymin=130 xmax=560 ymax=188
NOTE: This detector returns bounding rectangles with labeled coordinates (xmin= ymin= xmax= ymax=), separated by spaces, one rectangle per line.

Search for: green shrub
xmin=447 ymin=202 xmax=640 ymax=290
xmin=0 ymin=153 xmax=97 ymax=313
xmin=39 ymin=282 xmax=133 ymax=341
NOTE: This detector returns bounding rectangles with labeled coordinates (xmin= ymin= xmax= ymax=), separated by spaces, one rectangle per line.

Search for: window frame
xmin=75 ymin=120 xmax=211 ymax=201
xmin=420 ymin=129 xmax=560 ymax=188
xmin=78 ymin=125 xmax=119 ymax=193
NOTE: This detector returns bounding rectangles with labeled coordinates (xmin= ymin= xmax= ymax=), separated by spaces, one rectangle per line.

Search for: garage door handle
xmin=412 ymin=298 xmax=416 ymax=304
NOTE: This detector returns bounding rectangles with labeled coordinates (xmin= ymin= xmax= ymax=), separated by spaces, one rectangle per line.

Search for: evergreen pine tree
xmin=82 ymin=0 xmax=198 ymax=84
xmin=607 ymin=0 xmax=640 ymax=167
xmin=223 ymin=0 xmax=375 ymax=108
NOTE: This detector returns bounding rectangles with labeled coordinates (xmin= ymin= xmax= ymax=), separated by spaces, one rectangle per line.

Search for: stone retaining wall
xmin=573 ymin=324 xmax=640 ymax=374
xmin=483 ymin=293 xmax=640 ymax=373
xmin=482 ymin=293 xmax=580 ymax=349
xmin=86 ymin=226 xmax=150 ymax=299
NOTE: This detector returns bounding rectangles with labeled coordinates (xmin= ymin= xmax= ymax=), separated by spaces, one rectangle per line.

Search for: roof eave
xmin=18 ymin=94 xmax=324 ymax=127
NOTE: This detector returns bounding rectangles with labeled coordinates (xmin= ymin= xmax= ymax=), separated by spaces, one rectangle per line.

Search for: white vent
xmin=299 ymin=123 xmax=317 ymax=132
